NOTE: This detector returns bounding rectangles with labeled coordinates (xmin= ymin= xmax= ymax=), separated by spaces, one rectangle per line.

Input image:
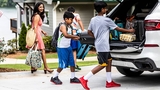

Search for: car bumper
xmin=112 ymin=57 xmax=158 ymax=71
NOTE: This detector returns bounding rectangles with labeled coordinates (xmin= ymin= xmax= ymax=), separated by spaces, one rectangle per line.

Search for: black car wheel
xmin=116 ymin=67 xmax=144 ymax=77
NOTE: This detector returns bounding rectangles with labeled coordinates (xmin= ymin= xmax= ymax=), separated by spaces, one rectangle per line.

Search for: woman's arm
xmin=41 ymin=30 xmax=47 ymax=36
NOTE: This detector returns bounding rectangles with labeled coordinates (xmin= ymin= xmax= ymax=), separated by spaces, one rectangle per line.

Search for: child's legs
xmin=91 ymin=65 xmax=105 ymax=74
xmin=70 ymin=66 xmax=75 ymax=72
xmin=70 ymin=39 xmax=78 ymax=65
xmin=92 ymin=52 xmax=111 ymax=74
xmin=73 ymin=50 xmax=77 ymax=65
xmin=68 ymin=47 xmax=76 ymax=72
xmin=57 ymin=67 xmax=63 ymax=73
xmin=91 ymin=52 xmax=110 ymax=74
xmin=106 ymin=53 xmax=112 ymax=72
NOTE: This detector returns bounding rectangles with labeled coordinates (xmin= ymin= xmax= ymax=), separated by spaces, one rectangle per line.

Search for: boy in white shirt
xmin=50 ymin=11 xmax=80 ymax=85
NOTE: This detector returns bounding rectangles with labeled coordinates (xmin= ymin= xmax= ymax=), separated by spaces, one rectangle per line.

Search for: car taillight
xmin=145 ymin=20 xmax=160 ymax=30
xmin=144 ymin=44 xmax=159 ymax=47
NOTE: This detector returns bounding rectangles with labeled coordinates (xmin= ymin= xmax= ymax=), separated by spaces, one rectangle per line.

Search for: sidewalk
xmin=0 ymin=57 xmax=123 ymax=90
xmin=0 ymin=56 xmax=97 ymax=64
xmin=0 ymin=65 xmax=123 ymax=90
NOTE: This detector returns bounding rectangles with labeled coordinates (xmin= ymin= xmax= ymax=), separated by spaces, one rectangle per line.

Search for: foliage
xmin=7 ymin=38 xmax=18 ymax=54
xmin=0 ymin=0 xmax=16 ymax=7
xmin=19 ymin=23 xmax=27 ymax=51
xmin=0 ymin=39 xmax=6 ymax=62
xmin=43 ymin=36 xmax=56 ymax=52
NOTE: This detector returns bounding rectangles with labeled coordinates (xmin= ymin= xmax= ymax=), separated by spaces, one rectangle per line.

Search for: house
xmin=11 ymin=0 xmax=119 ymax=36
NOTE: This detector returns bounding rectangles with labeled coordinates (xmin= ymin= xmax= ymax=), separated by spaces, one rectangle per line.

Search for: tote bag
xmin=26 ymin=28 xmax=36 ymax=47
xmin=25 ymin=43 xmax=42 ymax=68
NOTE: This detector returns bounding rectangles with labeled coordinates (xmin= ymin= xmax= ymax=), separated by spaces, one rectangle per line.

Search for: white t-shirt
xmin=88 ymin=16 xmax=117 ymax=52
xmin=72 ymin=13 xmax=81 ymax=30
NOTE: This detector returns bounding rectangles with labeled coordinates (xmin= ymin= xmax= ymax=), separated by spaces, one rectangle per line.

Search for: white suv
xmin=107 ymin=0 xmax=160 ymax=77
xmin=80 ymin=0 xmax=160 ymax=77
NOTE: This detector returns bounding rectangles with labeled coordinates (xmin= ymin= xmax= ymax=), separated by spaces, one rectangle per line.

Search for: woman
xmin=30 ymin=2 xmax=53 ymax=74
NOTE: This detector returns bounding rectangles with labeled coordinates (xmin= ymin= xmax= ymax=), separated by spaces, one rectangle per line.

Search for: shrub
xmin=18 ymin=23 xmax=28 ymax=51
xmin=43 ymin=36 xmax=56 ymax=52
xmin=6 ymin=38 xmax=17 ymax=54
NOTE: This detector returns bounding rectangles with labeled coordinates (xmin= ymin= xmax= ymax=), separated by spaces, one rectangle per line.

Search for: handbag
xmin=26 ymin=28 xmax=36 ymax=47
xmin=25 ymin=43 xmax=42 ymax=68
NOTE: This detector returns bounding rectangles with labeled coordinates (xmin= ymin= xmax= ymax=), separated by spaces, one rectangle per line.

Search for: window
xmin=43 ymin=10 xmax=49 ymax=25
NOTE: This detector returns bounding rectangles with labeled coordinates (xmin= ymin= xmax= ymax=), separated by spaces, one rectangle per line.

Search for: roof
xmin=52 ymin=0 xmax=118 ymax=3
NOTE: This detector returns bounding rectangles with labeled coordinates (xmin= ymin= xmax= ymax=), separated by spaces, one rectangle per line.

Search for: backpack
xmin=51 ymin=23 xmax=73 ymax=48
xmin=51 ymin=23 xmax=62 ymax=48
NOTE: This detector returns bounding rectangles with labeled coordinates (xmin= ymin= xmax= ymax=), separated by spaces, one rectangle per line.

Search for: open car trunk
xmin=108 ymin=0 xmax=158 ymax=54
xmin=79 ymin=0 xmax=158 ymax=54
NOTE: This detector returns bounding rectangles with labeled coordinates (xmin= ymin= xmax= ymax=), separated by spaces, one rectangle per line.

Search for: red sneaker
xmin=79 ymin=76 xmax=90 ymax=90
xmin=106 ymin=81 xmax=121 ymax=88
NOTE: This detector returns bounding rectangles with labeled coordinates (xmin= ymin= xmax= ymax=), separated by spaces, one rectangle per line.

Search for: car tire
xmin=116 ymin=67 xmax=144 ymax=77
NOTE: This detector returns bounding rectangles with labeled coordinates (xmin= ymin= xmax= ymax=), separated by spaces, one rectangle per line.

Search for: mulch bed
xmin=0 ymin=68 xmax=21 ymax=72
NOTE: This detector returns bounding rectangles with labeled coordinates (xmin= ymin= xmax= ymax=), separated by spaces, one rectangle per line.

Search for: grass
xmin=2 ymin=51 xmax=97 ymax=71
xmin=15 ymin=52 xmax=97 ymax=59
xmin=0 ymin=61 xmax=98 ymax=71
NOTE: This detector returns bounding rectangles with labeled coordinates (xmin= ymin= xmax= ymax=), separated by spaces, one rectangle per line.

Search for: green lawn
xmin=16 ymin=52 xmax=96 ymax=59
xmin=0 ymin=61 xmax=98 ymax=71
xmin=1 ymin=51 xmax=97 ymax=71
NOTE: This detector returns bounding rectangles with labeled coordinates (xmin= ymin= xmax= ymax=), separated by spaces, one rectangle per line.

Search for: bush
xmin=43 ymin=36 xmax=56 ymax=52
xmin=19 ymin=23 xmax=27 ymax=51
xmin=6 ymin=38 xmax=17 ymax=54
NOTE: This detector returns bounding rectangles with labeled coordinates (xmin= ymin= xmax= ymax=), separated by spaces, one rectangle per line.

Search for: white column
xmin=52 ymin=8 xmax=57 ymax=33
xmin=15 ymin=4 xmax=21 ymax=34
xmin=52 ymin=1 xmax=60 ymax=33
xmin=29 ymin=8 xmax=32 ymax=25
xmin=23 ymin=3 xmax=27 ymax=26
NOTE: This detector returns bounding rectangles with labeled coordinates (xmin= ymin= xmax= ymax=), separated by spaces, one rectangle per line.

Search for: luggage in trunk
xmin=134 ymin=20 xmax=145 ymax=41
xmin=110 ymin=22 xmax=123 ymax=40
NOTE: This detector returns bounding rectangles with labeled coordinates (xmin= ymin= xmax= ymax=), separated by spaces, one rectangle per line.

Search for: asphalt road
xmin=0 ymin=65 xmax=160 ymax=90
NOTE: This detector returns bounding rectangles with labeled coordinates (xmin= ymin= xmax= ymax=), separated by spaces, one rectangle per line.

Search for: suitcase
xmin=78 ymin=31 xmax=95 ymax=45
xmin=77 ymin=43 xmax=93 ymax=60
xmin=110 ymin=22 xmax=123 ymax=40
xmin=134 ymin=20 xmax=145 ymax=41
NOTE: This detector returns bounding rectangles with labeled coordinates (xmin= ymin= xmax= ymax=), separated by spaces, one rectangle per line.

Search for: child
xmin=125 ymin=15 xmax=135 ymax=29
xmin=79 ymin=1 xmax=135 ymax=90
xmin=67 ymin=6 xmax=84 ymax=71
xmin=50 ymin=11 xmax=80 ymax=85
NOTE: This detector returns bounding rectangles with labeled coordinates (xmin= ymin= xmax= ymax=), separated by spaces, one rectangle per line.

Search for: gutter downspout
xmin=53 ymin=1 xmax=60 ymax=33
xmin=53 ymin=1 xmax=60 ymax=10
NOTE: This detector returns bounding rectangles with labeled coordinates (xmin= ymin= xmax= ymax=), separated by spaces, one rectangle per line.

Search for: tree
xmin=19 ymin=23 xmax=27 ymax=51
xmin=0 ymin=0 xmax=15 ymax=7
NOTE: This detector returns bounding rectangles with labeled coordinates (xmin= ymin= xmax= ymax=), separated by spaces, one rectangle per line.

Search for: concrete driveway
xmin=1 ymin=65 xmax=160 ymax=90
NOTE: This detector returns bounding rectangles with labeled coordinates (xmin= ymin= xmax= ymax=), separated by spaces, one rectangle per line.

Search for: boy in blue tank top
xmin=50 ymin=11 xmax=81 ymax=85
